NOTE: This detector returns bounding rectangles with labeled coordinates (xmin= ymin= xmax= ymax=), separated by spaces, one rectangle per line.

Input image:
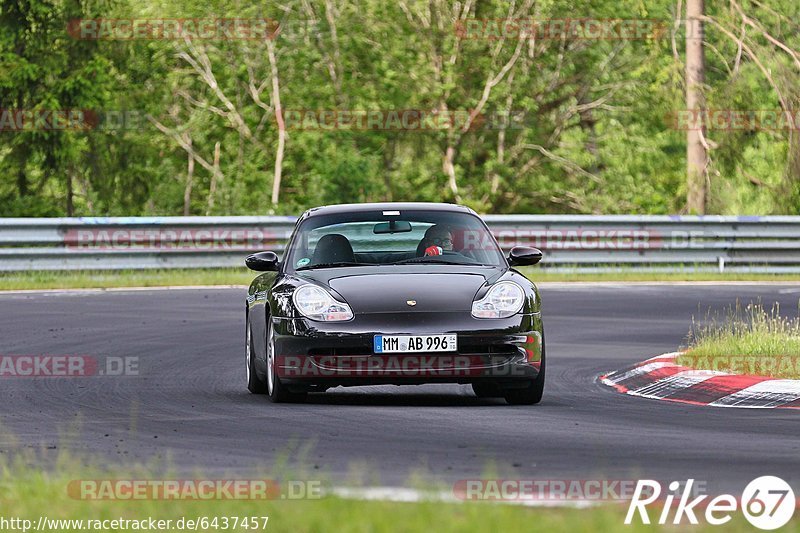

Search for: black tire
xmin=246 ymin=318 xmax=268 ymax=394
xmin=265 ymin=319 xmax=307 ymax=403
xmin=471 ymin=382 xmax=502 ymax=398
xmin=503 ymin=335 xmax=546 ymax=405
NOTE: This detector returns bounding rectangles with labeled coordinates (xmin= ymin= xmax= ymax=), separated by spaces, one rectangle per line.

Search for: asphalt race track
xmin=2 ymin=284 xmax=799 ymax=494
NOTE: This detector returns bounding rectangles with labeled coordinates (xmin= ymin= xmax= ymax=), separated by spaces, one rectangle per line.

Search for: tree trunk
xmin=66 ymin=170 xmax=74 ymax=216
xmin=382 ymin=138 xmax=395 ymax=201
xmin=787 ymin=132 xmax=800 ymax=214
xmin=184 ymin=137 xmax=194 ymax=216
xmin=15 ymin=95 xmax=28 ymax=197
xmin=443 ymin=144 xmax=462 ymax=202
xmin=267 ymin=40 xmax=285 ymax=206
xmin=16 ymin=161 xmax=28 ymax=197
xmin=206 ymin=142 xmax=221 ymax=216
xmin=686 ymin=0 xmax=707 ymax=214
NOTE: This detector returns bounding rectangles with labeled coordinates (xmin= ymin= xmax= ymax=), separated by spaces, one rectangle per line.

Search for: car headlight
xmin=471 ymin=281 xmax=525 ymax=319
xmin=293 ymin=285 xmax=354 ymax=322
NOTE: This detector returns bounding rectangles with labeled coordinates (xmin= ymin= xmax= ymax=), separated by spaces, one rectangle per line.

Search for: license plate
xmin=374 ymin=334 xmax=457 ymax=353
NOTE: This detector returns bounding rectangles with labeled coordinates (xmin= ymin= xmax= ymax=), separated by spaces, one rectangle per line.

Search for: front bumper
xmin=271 ymin=312 xmax=543 ymax=389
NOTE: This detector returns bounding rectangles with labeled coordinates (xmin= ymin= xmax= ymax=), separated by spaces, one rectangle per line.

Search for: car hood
xmin=296 ymin=266 xmax=504 ymax=314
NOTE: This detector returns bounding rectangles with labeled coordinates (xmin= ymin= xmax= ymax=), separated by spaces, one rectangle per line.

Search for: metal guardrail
xmin=0 ymin=215 xmax=799 ymax=272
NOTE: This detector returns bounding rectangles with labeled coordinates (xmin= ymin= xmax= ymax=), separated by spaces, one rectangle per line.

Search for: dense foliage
xmin=1 ymin=0 xmax=798 ymax=216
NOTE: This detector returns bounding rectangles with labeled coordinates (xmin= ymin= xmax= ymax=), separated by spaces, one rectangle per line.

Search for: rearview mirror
xmin=245 ymin=251 xmax=280 ymax=271
xmin=507 ymin=246 xmax=542 ymax=267
xmin=373 ymin=220 xmax=412 ymax=234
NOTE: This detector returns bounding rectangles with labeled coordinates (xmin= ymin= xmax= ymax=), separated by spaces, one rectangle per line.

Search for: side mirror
xmin=508 ymin=246 xmax=542 ymax=267
xmin=245 ymin=251 xmax=280 ymax=272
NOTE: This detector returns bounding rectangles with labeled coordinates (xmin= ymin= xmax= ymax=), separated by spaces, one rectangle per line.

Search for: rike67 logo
xmin=626 ymin=477 xmax=795 ymax=530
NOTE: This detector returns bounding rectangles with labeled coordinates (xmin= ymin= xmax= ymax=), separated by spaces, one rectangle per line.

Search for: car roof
xmin=300 ymin=202 xmax=476 ymax=219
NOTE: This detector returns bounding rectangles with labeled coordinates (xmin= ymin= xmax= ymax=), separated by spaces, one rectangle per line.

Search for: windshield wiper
xmin=296 ymin=261 xmax=372 ymax=271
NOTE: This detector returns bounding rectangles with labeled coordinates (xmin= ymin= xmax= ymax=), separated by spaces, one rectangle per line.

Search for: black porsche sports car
xmin=245 ymin=202 xmax=545 ymax=405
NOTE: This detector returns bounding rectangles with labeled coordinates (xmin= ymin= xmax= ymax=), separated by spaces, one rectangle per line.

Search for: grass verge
xmin=1 ymin=268 xmax=800 ymax=291
xmin=0 ymin=269 xmax=255 ymax=290
xmin=0 ymin=462 xmax=792 ymax=532
xmin=679 ymin=302 xmax=800 ymax=379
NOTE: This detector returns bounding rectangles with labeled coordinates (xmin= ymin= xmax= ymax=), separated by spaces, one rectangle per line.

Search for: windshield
xmin=285 ymin=210 xmax=506 ymax=270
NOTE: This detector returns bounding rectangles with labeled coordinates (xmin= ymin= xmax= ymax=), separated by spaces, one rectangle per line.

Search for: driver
xmin=421 ymin=225 xmax=454 ymax=256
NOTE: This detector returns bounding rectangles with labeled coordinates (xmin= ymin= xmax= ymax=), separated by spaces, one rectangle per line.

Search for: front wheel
xmin=504 ymin=336 xmax=546 ymax=405
xmin=266 ymin=319 xmax=307 ymax=403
